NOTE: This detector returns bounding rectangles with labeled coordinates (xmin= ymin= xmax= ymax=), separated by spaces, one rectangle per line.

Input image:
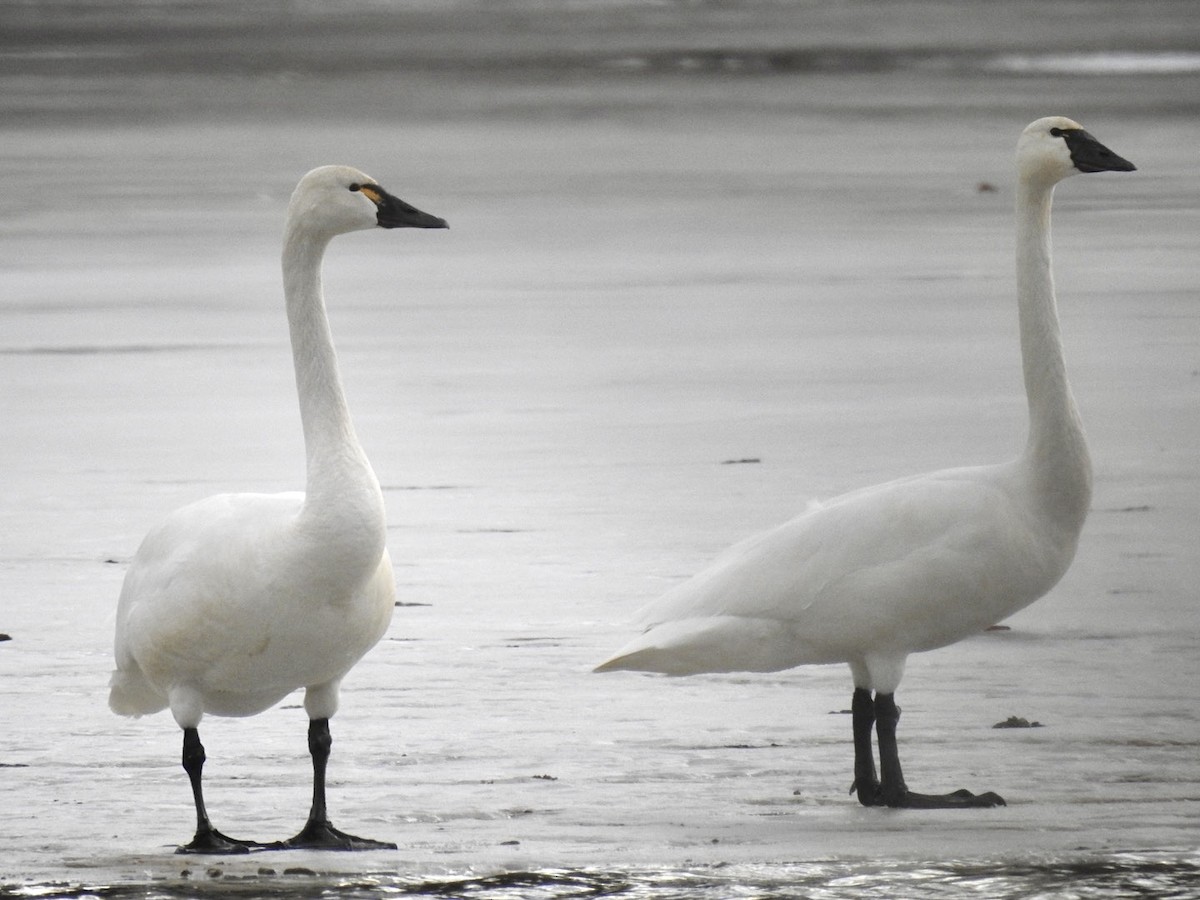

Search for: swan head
xmin=1017 ymin=117 xmax=1136 ymax=186
xmin=287 ymin=165 xmax=448 ymax=238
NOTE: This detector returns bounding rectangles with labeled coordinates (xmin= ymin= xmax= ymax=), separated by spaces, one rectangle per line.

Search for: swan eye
xmin=1049 ymin=127 xmax=1066 ymax=138
xmin=347 ymin=183 xmax=383 ymax=204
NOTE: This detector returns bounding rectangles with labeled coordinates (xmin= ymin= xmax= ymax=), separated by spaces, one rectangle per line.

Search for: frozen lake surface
xmin=2 ymin=2 xmax=1199 ymax=897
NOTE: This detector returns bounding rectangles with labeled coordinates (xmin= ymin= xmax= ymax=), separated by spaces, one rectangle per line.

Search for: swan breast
xmin=113 ymin=491 xmax=394 ymax=714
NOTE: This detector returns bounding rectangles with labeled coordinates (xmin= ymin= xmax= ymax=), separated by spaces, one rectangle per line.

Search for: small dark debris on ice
xmin=993 ymin=716 xmax=1044 ymax=729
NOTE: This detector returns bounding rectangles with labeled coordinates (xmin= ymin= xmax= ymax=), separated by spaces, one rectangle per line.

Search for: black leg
xmin=176 ymin=727 xmax=260 ymax=854
xmin=850 ymin=688 xmax=882 ymax=806
xmin=277 ymin=718 xmax=397 ymax=851
xmin=872 ymin=692 xmax=908 ymax=806
xmin=872 ymin=692 xmax=1006 ymax=809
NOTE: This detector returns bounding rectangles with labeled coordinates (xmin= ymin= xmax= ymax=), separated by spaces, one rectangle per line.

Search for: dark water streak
xmin=3 ymin=0 xmax=1198 ymax=80
xmin=5 ymin=854 xmax=1200 ymax=900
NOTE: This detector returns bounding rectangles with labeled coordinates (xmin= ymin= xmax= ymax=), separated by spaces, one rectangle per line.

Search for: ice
xmin=1 ymin=3 xmax=1199 ymax=896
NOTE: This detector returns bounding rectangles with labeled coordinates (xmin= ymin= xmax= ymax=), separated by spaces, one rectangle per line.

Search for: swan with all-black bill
xmin=596 ymin=118 xmax=1135 ymax=809
xmin=109 ymin=166 xmax=447 ymax=852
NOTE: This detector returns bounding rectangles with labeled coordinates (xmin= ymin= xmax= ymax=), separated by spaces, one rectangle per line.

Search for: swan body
xmin=111 ymin=491 xmax=394 ymax=721
xmin=110 ymin=165 xmax=447 ymax=851
xmin=603 ymin=459 xmax=1070 ymax=684
xmin=597 ymin=118 xmax=1135 ymax=808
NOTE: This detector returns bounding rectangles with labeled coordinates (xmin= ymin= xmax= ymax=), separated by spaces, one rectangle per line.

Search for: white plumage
xmin=597 ymin=118 xmax=1135 ymax=809
xmin=110 ymin=165 xmax=447 ymax=852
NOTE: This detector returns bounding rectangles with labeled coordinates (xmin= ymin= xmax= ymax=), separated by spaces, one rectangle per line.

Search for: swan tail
xmin=593 ymin=621 xmax=707 ymax=675
xmin=594 ymin=645 xmax=672 ymax=675
xmin=595 ymin=616 xmax=802 ymax=676
xmin=108 ymin=665 xmax=168 ymax=717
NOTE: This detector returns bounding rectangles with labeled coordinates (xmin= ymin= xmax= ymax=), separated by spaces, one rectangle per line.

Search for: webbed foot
xmin=882 ymin=787 xmax=1006 ymax=809
xmin=277 ymin=819 xmax=397 ymax=851
xmin=850 ymin=776 xmax=883 ymax=807
xmin=177 ymin=826 xmax=264 ymax=855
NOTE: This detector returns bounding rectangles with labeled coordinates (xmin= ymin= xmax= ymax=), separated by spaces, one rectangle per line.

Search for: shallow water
xmin=2 ymin=2 xmax=1199 ymax=898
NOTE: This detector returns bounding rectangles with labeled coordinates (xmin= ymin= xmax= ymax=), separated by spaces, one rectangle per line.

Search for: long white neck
xmin=1014 ymin=176 xmax=1092 ymax=534
xmin=281 ymin=222 xmax=385 ymax=544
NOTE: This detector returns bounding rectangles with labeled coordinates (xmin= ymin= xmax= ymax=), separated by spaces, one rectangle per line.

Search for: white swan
xmin=109 ymin=166 xmax=448 ymax=852
xmin=596 ymin=118 xmax=1135 ymax=808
